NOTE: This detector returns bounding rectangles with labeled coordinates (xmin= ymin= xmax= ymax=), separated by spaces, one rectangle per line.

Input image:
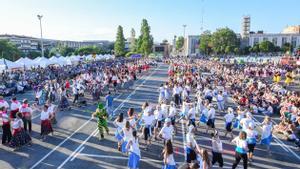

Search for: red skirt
xmin=41 ymin=119 xmax=53 ymax=135
xmin=10 ymin=109 xmax=19 ymax=119
xmin=13 ymin=128 xmax=22 ymax=136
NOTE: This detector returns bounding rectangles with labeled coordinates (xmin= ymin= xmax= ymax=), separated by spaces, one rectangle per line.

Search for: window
xmin=253 ymin=37 xmax=259 ymax=45
xmin=263 ymin=37 xmax=268 ymax=41
xmin=272 ymin=38 xmax=277 ymax=46
xmin=282 ymin=37 xmax=287 ymax=45
xmin=292 ymin=37 xmax=297 ymax=48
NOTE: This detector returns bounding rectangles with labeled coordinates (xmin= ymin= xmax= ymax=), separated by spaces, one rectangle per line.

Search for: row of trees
xmin=114 ymin=19 xmax=153 ymax=57
xmin=0 ymin=40 xmax=21 ymax=61
xmin=199 ymin=28 xmax=239 ymax=55
xmin=199 ymin=27 xmax=299 ymax=55
xmin=0 ymin=39 xmax=114 ymax=61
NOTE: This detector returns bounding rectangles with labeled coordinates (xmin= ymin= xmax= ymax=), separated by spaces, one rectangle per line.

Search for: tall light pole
xmin=183 ymin=24 xmax=187 ymax=56
xmin=37 ymin=14 xmax=44 ymax=58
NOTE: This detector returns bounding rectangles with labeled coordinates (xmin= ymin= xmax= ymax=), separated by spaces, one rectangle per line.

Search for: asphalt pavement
xmin=1 ymin=63 xmax=300 ymax=169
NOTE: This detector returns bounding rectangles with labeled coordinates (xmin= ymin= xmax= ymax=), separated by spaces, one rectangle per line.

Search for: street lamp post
xmin=37 ymin=14 xmax=44 ymax=58
xmin=182 ymin=24 xmax=187 ymax=57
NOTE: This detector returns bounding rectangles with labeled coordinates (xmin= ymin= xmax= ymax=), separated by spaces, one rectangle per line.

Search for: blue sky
xmin=0 ymin=0 xmax=299 ymax=42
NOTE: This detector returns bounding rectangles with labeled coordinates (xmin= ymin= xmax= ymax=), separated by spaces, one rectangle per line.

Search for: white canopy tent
xmin=32 ymin=57 xmax=54 ymax=68
xmin=15 ymin=57 xmax=34 ymax=68
xmin=0 ymin=58 xmax=23 ymax=71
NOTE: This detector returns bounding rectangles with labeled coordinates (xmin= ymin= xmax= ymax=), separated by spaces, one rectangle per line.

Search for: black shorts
xmin=171 ymin=117 xmax=176 ymax=125
xmin=189 ymin=119 xmax=196 ymax=127
xmin=186 ymin=148 xmax=197 ymax=163
xmin=226 ymin=122 xmax=232 ymax=132
xmin=207 ymin=119 xmax=215 ymax=128
xmin=143 ymin=127 xmax=151 ymax=140
xmin=248 ymin=143 xmax=256 ymax=153
xmin=156 ymin=120 xmax=162 ymax=128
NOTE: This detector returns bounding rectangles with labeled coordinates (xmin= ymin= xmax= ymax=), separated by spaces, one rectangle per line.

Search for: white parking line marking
xmin=58 ymin=129 xmax=98 ymax=168
xmin=55 ymin=66 xmax=160 ymax=168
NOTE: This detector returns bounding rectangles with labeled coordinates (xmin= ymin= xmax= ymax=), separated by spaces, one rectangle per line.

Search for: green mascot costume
xmin=92 ymin=103 xmax=109 ymax=139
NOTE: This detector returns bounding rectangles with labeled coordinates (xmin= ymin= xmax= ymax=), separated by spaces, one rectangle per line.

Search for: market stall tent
xmin=15 ymin=57 xmax=34 ymax=68
xmin=0 ymin=58 xmax=22 ymax=71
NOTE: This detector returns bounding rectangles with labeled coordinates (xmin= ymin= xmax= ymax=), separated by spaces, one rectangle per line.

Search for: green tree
xmin=140 ymin=19 xmax=152 ymax=56
xmin=135 ymin=35 xmax=143 ymax=53
xmin=211 ymin=27 xmax=238 ymax=54
xmin=282 ymin=42 xmax=292 ymax=53
xmin=0 ymin=40 xmax=21 ymax=61
xmin=114 ymin=25 xmax=125 ymax=57
xmin=199 ymin=31 xmax=212 ymax=55
xmin=27 ymin=51 xmax=41 ymax=59
xmin=250 ymin=43 xmax=260 ymax=53
xmin=259 ymin=41 xmax=275 ymax=53
xmin=176 ymin=36 xmax=184 ymax=51
xmin=49 ymin=47 xmax=59 ymax=57
xmin=75 ymin=46 xmax=103 ymax=56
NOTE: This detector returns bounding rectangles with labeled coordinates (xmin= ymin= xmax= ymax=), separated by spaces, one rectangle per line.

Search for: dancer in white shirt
xmin=224 ymin=107 xmax=235 ymax=139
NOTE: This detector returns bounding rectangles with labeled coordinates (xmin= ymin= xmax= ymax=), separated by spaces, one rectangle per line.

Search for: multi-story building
xmin=0 ymin=34 xmax=114 ymax=54
xmin=0 ymin=34 xmax=40 ymax=53
xmin=185 ymin=35 xmax=200 ymax=56
xmin=153 ymin=41 xmax=171 ymax=57
xmin=248 ymin=31 xmax=300 ymax=49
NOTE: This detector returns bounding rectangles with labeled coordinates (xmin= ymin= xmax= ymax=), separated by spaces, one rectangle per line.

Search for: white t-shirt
xmin=232 ymin=137 xmax=247 ymax=151
xmin=11 ymin=101 xmax=21 ymax=110
xmin=246 ymin=129 xmax=258 ymax=139
xmin=165 ymin=154 xmax=176 ymax=165
xmin=12 ymin=118 xmax=23 ymax=129
xmin=262 ymin=123 xmax=272 ymax=139
xmin=207 ymin=108 xmax=215 ymax=119
xmin=115 ymin=120 xmax=126 ymax=129
xmin=186 ymin=133 xmax=197 ymax=148
xmin=40 ymin=110 xmax=51 ymax=120
xmin=159 ymin=125 xmax=174 ymax=140
xmin=128 ymin=138 xmax=141 ymax=157
xmin=0 ymin=100 xmax=9 ymax=109
xmin=240 ymin=118 xmax=254 ymax=131
xmin=188 ymin=107 xmax=196 ymax=119
xmin=224 ymin=113 xmax=235 ymax=123
xmin=217 ymin=94 xmax=224 ymax=102
xmin=123 ymin=128 xmax=133 ymax=142
xmin=212 ymin=138 xmax=223 ymax=152
xmin=142 ymin=114 xmax=155 ymax=126
xmin=168 ymin=106 xmax=177 ymax=118
xmin=154 ymin=109 xmax=164 ymax=121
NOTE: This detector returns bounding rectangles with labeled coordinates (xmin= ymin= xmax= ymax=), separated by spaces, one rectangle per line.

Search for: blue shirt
xmin=106 ymin=95 xmax=113 ymax=107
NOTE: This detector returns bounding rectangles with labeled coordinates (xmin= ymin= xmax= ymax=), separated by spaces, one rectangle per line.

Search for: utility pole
xmin=37 ymin=14 xmax=44 ymax=57
xmin=183 ymin=24 xmax=187 ymax=57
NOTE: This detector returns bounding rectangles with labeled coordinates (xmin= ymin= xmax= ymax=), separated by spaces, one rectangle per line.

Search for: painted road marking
xmin=29 ymin=69 xmax=154 ymax=169
xmin=57 ymin=129 xmax=98 ymax=169
xmin=55 ymin=65 xmax=160 ymax=167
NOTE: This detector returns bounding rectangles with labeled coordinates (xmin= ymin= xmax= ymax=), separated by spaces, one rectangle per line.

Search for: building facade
xmin=185 ymin=35 xmax=200 ymax=56
xmin=0 ymin=34 xmax=40 ymax=53
xmin=249 ymin=32 xmax=300 ymax=48
xmin=0 ymin=34 xmax=113 ymax=54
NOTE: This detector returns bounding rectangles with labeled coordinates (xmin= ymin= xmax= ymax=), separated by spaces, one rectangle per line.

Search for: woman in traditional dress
xmin=1 ymin=107 xmax=12 ymax=145
xmin=10 ymin=96 xmax=21 ymax=120
xmin=9 ymin=113 xmax=32 ymax=150
xmin=39 ymin=104 xmax=54 ymax=141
